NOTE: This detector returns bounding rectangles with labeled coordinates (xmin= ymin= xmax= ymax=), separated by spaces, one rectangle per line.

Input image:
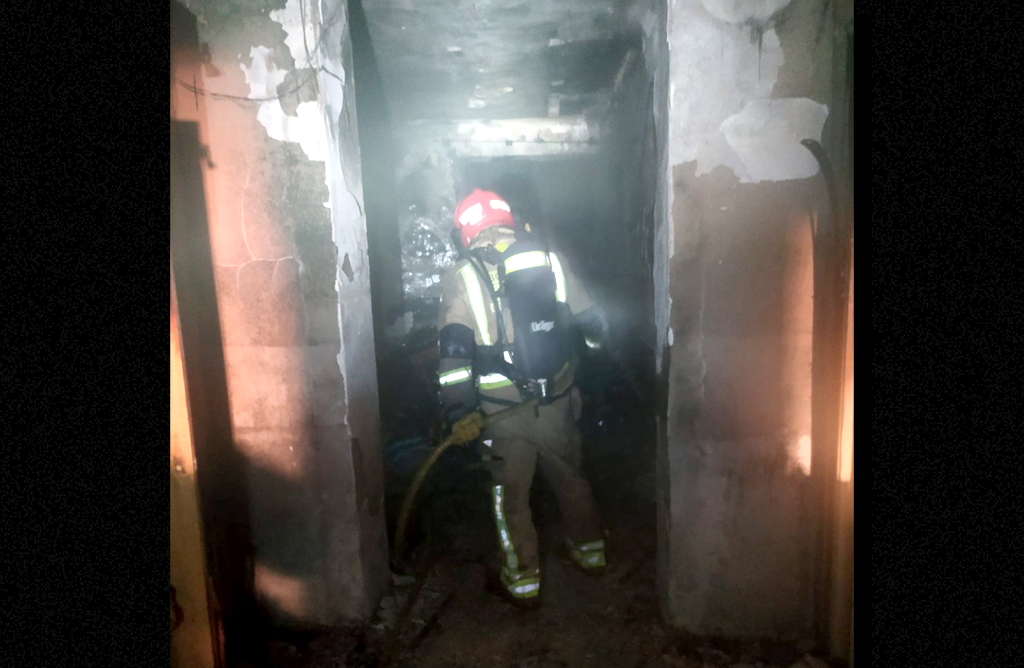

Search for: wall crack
xmin=215 ymin=256 xmax=302 ymax=294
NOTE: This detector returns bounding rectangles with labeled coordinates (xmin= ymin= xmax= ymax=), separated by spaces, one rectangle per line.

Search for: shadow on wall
xmin=171 ymin=0 xmax=391 ymax=654
xmin=201 ymin=136 xmax=385 ymax=630
xmin=170 ymin=121 xmax=369 ymax=660
xmin=171 ymin=118 xmax=255 ymax=660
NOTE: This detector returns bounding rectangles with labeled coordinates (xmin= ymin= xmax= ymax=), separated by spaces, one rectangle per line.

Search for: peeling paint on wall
xmin=239 ymin=46 xmax=287 ymax=98
xmin=262 ymin=101 xmax=327 ymax=161
xmin=668 ymin=0 xmax=806 ymax=180
xmin=319 ymin=53 xmax=356 ymax=423
xmin=270 ymin=0 xmax=319 ymax=64
xmin=240 ymin=46 xmax=327 ymax=162
xmin=720 ymin=98 xmax=828 ymax=182
xmin=319 ymin=61 xmax=360 ymax=267
xmin=315 ymin=0 xmax=381 ymax=476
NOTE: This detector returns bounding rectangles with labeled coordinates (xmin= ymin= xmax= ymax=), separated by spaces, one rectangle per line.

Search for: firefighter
xmin=436 ymin=189 xmax=610 ymax=608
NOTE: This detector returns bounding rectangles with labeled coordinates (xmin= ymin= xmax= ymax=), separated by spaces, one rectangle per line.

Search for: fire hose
xmin=383 ymin=358 xmax=591 ymax=666
xmin=392 ymin=357 xmax=579 ymax=563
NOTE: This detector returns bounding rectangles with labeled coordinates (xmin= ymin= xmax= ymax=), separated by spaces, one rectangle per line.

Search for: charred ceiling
xmin=361 ymin=0 xmax=643 ymax=121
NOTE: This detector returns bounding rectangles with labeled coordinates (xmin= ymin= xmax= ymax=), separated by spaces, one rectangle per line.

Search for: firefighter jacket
xmin=436 ymin=226 xmax=593 ymax=417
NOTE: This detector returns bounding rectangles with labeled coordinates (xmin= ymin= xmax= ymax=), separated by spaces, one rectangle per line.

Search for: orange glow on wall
xmin=828 ymin=242 xmax=854 ymax=662
xmin=837 ymin=258 xmax=853 ymax=483
xmin=170 ymin=275 xmax=218 ymax=668
xmin=783 ymin=210 xmax=815 ymax=476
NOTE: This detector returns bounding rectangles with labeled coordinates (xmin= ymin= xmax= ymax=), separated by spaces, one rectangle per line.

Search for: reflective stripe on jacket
xmin=436 ymin=228 xmax=591 ymax=401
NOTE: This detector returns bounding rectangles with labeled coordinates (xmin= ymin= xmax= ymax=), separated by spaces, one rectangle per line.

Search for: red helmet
xmin=453 ymin=189 xmax=515 ymax=248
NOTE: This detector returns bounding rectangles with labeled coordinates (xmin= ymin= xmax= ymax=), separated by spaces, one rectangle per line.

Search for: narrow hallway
xmin=170 ymin=1 xmax=854 ymax=666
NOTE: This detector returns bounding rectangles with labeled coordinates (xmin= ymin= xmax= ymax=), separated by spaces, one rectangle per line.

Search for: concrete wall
xmin=348 ymin=0 xmax=404 ymax=337
xmin=649 ymin=0 xmax=839 ymax=638
xmin=172 ymin=0 xmax=387 ymax=627
xmin=604 ymin=41 xmax=659 ymax=362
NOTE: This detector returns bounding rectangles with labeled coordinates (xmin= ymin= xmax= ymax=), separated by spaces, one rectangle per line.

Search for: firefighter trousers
xmin=481 ymin=387 xmax=606 ymax=599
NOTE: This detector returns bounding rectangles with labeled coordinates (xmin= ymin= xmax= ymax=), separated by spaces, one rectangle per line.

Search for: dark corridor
xmin=170 ymin=0 xmax=854 ymax=666
xmin=369 ymin=153 xmax=663 ymax=667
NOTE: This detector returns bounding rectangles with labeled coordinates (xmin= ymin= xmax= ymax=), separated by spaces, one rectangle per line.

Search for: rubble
xmin=399 ymin=204 xmax=458 ymax=303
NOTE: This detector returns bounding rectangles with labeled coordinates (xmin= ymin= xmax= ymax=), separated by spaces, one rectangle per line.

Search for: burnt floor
xmin=238 ymin=346 xmax=835 ymax=668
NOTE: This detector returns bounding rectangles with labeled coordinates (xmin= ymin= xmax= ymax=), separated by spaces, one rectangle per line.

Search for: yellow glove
xmin=448 ymin=411 xmax=484 ymax=446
